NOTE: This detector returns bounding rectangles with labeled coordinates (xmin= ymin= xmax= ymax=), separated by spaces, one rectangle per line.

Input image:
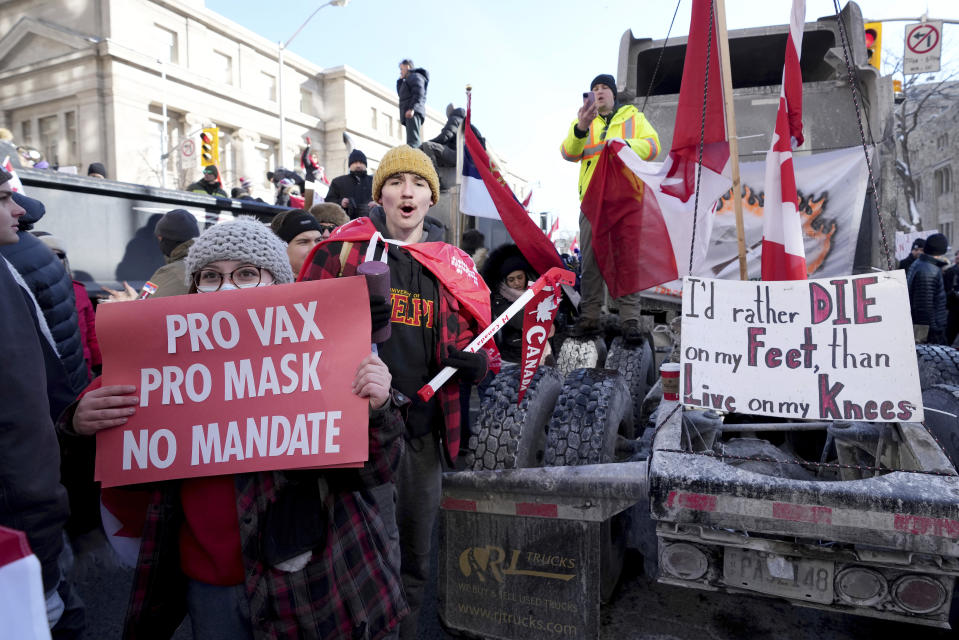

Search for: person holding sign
xmin=64 ymin=218 xmax=408 ymax=640
xmin=300 ymin=145 xmax=491 ymax=639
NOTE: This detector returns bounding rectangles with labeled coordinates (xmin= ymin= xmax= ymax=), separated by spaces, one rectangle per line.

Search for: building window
xmin=64 ymin=110 xmax=77 ymax=165
xmin=915 ymin=177 xmax=922 ymax=202
xmin=156 ymin=25 xmax=178 ymax=64
xmin=940 ymin=222 xmax=953 ymax=246
xmin=385 ymin=115 xmax=393 ymax=137
xmin=38 ymin=115 xmax=59 ymax=164
xmin=261 ymin=72 xmax=276 ymax=101
xmin=937 ymin=134 xmax=949 ymax=150
xmin=935 ymin=167 xmax=952 ymax=195
xmin=370 ymin=107 xmax=377 ymax=129
xmin=20 ymin=120 xmax=31 ymax=145
xmin=254 ymin=141 xmax=277 ymax=196
xmin=213 ymin=51 xmax=233 ymax=85
xmin=300 ymin=89 xmax=316 ymax=115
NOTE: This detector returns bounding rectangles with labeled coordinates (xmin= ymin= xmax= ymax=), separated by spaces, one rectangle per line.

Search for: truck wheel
xmin=555 ymin=337 xmax=607 ymax=379
xmin=464 ymin=365 xmax=564 ymax=470
xmin=920 ymin=384 xmax=959 ymax=467
xmin=605 ymin=336 xmax=656 ymax=436
xmin=915 ymin=344 xmax=959 ymax=390
xmin=545 ymin=368 xmax=632 ymax=466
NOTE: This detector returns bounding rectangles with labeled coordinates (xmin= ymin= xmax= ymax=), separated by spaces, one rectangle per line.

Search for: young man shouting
xmin=300 ymin=145 xmax=490 ymax=639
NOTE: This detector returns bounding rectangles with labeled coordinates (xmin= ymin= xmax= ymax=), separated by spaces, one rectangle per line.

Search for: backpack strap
xmin=337 ymin=242 xmax=353 ymax=277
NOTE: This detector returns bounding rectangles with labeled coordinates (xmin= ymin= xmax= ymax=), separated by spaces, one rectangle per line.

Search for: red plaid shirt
xmin=300 ymin=237 xmax=483 ymax=464
xmin=121 ymin=406 xmax=408 ymax=640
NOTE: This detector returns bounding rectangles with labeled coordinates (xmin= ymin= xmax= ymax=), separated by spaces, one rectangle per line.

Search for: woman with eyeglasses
xmin=63 ymin=217 xmax=407 ymax=639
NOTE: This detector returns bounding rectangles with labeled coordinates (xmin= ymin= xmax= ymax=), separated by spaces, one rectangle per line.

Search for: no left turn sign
xmin=180 ymin=138 xmax=197 ymax=170
xmin=904 ymin=21 xmax=943 ymax=75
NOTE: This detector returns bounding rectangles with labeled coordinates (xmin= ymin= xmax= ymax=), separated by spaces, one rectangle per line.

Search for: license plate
xmin=723 ymin=548 xmax=834 ymax=604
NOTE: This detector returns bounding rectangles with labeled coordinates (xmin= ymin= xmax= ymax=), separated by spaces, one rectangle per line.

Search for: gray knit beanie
xmin=184 ymin=217 xmax=295 ymax=285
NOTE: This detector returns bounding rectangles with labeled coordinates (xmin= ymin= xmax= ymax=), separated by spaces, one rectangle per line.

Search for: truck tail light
xmin=891 ymin=575 xmax=946 ymax=614
xmin=661 ymin=542 xmax=709 ymax=580
xmin=835 ymin=567 xmax=887 ymax=606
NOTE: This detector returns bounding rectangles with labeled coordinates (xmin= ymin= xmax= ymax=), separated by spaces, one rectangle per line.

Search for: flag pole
xmin=452 ymin=85 xmax=471 ymax=249
xmin=714 ymin=0 xmax=748 ymax=280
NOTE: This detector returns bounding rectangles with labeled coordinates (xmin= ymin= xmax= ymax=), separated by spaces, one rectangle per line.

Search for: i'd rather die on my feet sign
xmin=94 ymin=277 xmax=372 ymax=487
xmin=679 ymin=271 xmax=923 ymax=422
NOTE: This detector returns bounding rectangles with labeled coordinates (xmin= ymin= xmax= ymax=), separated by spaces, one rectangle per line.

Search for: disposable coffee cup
xmin=660 ymin=362 xmax=680 ymax=401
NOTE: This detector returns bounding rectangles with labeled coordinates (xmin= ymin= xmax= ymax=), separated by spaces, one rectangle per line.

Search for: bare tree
xmin=893 ymin=70 xmax=959 ymax=232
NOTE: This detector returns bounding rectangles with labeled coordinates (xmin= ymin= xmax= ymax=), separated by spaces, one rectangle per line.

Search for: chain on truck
xmin=438 ymin=2 xmax=959 ymax=639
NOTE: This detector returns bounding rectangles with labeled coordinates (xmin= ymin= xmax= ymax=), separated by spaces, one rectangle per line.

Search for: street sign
xmin=180 ymin=138 xmax=197 ymax=170
xmin=903 ymin=21 xmax=942 ymax=75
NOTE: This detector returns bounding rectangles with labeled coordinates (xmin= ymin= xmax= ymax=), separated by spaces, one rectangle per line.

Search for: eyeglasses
xmin=194 ymin=266 xmax=265 ymax=292
xmin=318 ymin=223 xmax=337 ymax=234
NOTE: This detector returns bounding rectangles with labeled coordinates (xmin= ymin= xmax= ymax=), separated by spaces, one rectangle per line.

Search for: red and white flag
xmin=761 ymin=0 xmax=807 ymax=281
xmin=462 ymin=98 xmax=563 ymax=276
xmin=580 ymin=0 xmax=731 ymax=294
xmin=0 ymin=526 xmax=50 ymax=639
xmin=546 ymin=217 xmax=560 ymax=240
xmin=2 ymin=157 xmax=23 ymax=193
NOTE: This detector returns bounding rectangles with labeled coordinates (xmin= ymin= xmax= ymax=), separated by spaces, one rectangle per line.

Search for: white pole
xmin=277 ymin=43 xmax=285 ymax=168
xmin=160 ymin=60 xmax=168 ymax=188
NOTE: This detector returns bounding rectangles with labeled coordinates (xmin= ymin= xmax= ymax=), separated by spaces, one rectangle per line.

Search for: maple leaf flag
xmin=761 ymin=0 xmax=808 ymax=281
xmin=546 ymin=217 xmax=560 ymax=240
xmin=580 ymin=0 xmax=731 ymax=295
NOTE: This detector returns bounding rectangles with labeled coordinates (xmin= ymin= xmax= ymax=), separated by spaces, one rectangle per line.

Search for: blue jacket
xmin=0 ymin=207 xmax=89 ymax=396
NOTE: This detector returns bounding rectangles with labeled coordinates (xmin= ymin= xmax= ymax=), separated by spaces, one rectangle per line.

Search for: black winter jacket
xmin=908 ymin=253 xmax=949 ymax=343
xmin=397 ymin=68 xmax=429 ymax=124
xmin=0 ymin=222 xmax=89 ymax=396
xmin=0 ymin=260 xmax=70 ymax=592
xmin=325 ymin=171 xmax=374 ymax=220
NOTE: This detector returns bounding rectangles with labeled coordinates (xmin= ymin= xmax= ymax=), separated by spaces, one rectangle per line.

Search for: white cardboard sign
xmin=680 ymin=272 xmax=923 ymax=422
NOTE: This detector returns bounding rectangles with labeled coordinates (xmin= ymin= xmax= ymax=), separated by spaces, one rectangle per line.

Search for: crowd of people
xmin=4 ymin=60 xmax=957 ymax=640
xmin=0 ymin=136 xmax=501 ymax=639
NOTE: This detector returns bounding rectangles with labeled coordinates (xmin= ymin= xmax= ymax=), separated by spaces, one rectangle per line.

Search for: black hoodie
xmin=369 ymin=206 xmax=445 ymax=436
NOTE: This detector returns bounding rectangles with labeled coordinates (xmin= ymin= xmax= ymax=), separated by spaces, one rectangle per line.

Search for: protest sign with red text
xmin=95 ymin=277 xmax=371 ymax=487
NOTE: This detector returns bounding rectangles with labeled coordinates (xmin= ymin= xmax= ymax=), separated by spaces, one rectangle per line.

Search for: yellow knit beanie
xmin=372 ymin=145 xmax=440 ymax=204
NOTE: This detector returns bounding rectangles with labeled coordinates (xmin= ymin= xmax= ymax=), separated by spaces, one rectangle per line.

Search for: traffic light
xmin=200 ymin=127 xmax=219 ymax=168
xmin=864 ymin=22 xmax=882 ymax=71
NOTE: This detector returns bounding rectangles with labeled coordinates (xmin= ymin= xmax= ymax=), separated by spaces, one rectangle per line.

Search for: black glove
xmin=370 ymin=294 xmax=391 ymax=334
xmin=441 ymin=345 xmax=488 ymax=383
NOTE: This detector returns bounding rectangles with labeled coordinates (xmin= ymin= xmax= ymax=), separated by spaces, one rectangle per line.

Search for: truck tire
xmin=915 ymin=344 xmax=959 ymax=390
xmin=545 ymin=368 xmax=632 ymax=602
xmin=464 ymin=365 xmax=564 ymax=470
xmin=545 ymin=368 xmax=632 ymax=466
xmin=920 ymin=384 xmax=959 ymax=467
xmin=606 ymin=337 xmax=656 ymax=436
xmin=555 ymin=337 xmax=607 ymax=379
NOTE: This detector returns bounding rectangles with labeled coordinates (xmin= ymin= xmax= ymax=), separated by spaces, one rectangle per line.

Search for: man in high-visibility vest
xmin=560 ymin=73 xmax=660 ymax=343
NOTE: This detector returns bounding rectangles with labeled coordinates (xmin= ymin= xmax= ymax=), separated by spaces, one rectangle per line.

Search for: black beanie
xmin=589 ymin=74 xmax=617 ymax=100
xmin=155 ymin=209 xmax=200 ymax=243
xmin=924 ymin=233 xmax=948 ymax=256
xmin=500 ymin=255 xmax=532 ymax=280
xmin=348 ymin=149 xmax=367 ymax=168
xmin=275 ymin=210 xmax=322 ymax=243
xmin=87 ymin=162 xmax=107 ymax=177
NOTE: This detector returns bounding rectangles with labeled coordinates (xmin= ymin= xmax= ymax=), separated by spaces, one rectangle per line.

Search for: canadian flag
xmin=761 ymin=0 xmax=807 ymax=281
xmin=580 ymin=0 xmax=731 ymax=294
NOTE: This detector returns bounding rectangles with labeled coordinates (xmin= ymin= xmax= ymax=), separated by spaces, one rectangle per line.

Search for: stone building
xmin=893 ymin=80 xmax=959 ymax=247
xmin=0 ymin=0 xmax=527 ymax=200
